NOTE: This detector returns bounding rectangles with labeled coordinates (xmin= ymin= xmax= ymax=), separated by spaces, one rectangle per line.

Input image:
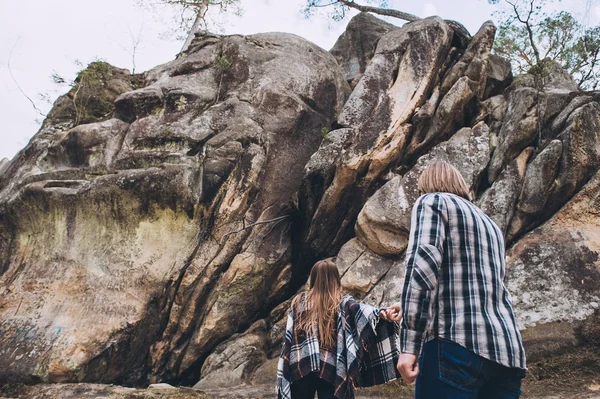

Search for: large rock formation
xmin=0 ymin=31 xmax=349 ymax=385
xmin=1 ymin=12 xmax=599 ymax=394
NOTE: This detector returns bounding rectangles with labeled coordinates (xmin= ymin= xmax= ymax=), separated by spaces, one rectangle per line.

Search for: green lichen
xmin=215 ymin=55 xmax=232 ymax=71
xmin=174 ymin=96 xmax=188 ymax=112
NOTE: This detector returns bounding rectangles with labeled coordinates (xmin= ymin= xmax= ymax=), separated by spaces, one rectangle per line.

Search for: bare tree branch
xmin=219 ymin=215 xmax=289 ymax=244
xmin=336 ymin=0 xmax=421 ymax=22
xmin=7 ymin=38 xmax=46 ymax=118
xmin=128 ymin=24 xmax=144 ymax=74
xmin=506 ymin=0 xmax=541 ymax=64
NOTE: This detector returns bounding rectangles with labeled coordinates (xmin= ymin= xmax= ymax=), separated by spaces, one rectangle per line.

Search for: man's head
xmin=417 ymin=161 xmax=471 ymax=201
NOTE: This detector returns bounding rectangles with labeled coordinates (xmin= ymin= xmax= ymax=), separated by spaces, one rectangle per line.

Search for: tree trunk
xmin=180 ymin=5 xmax=206 ymax=53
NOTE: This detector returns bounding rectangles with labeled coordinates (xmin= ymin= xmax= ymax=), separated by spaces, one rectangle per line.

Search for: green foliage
xmin=492 ymin=0 xmax=600 ymax=90
xmin=71 ymin=61 xmax=116 ymax=124
xmin=75 ymin=61 xmax=113 ymax=84
xmin=215 ymin=54 xmax=232 ymax=71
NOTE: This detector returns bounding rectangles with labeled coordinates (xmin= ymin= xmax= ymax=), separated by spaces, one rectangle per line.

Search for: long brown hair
xmin=292 ymin=259 xmax=343 ymax=348
xmin=418 ymin=161 xmax=472 ymax=201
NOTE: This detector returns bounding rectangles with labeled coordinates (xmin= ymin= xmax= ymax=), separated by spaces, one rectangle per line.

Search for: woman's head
xmin=417 ymin=161 xmax=471 ymax=201
xmin=309 ymin=258 xmax=341 ymax=293
xmin=295 ymin=258 xmax=343 ymax=348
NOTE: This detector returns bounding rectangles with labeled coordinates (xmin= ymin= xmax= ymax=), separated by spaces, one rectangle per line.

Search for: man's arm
xmin=400 ymin=193 xmax=446 ymax=355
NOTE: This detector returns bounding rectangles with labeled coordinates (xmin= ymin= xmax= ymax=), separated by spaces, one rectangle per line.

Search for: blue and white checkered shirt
xmin=400 ymin=192 xmax=526 ymax=369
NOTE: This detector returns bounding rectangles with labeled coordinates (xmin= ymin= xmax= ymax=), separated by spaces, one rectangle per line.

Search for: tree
xmin=492 ymin=0 xmax=600 ymax=90
xmin=305 ymin=0 xmax=599 ymax=90
xmin=302 ymin=0 xmax=420 ymax=22
xmin=112 ymin=24 xmax=145 ymax=75
xmin=138 ymin=0 xmax=241 ymax=52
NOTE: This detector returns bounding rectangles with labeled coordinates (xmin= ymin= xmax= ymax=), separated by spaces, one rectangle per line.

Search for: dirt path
xmin=200 ymin=381 xmax=600 ymax=399
xmin=2 ymin=379 xmax=600 ymax=398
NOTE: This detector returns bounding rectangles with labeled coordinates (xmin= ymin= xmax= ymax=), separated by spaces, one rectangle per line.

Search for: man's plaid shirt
xmin=277 ymin=295 xmax=400 ymax=399
xmin=401 ymin=192 xmax=526 ymax=369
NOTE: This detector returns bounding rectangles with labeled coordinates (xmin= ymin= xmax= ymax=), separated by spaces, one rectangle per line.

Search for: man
xmin=392 ymin=161 xmax=526 ymax=398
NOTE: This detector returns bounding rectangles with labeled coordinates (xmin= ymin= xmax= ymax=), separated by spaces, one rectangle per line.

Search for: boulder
xmin=506 ymin=169 xmax=600 ymax=328
xmin=477 ymin=94 xmax=508 ymax=125
xmin=0 ymin=158 xmax=8 ymax=177
xmin=355 ymin=176 xmax=409 ymax=256
xmin=44 ymin=62 xmax=133 ymax=127
xmin=487 ymin=87 xmax=539 ymax=183
xmin=337 ymin=238 xmax=397 ymax=298
xmin=408 ymin=22 xmax=496 ymax=156
xmin=507 ymin=139 xmax=563 ymax=241
xmin=439 ymin=21 xmax=497 ymax=99
xmin=545 ymin=102 xmax=600 ymax=215
xmin=0 ymin=32 xmax=349 ymax=385
xmin=194 ymin=321 xmax=268 ymax=389
xmin=477 ymin=147 xmax=532 ymax=235
xmin=487 ymin=70 xmax=576 ymax=184
xmin=61 ymin=119 xmax=130 ymax=169
xmin=406 ymin=121 xmax=492 ymax=202
xmin=549 ymin=95 xmax=593 ymax=138
xmin=329 ymin=12 xmax=397 ymax=85
xmin=483 ymin=54 xmax=513 ymax=99
xmin=338 ymin=17 xmax=453 ymax=130
xmin=356 ymin=121 xmax=491 ymax=256
xmin=361 ymin=253 xmax=406 ymax=308
xmin=409 ymin=76 xmax=478 ymax=154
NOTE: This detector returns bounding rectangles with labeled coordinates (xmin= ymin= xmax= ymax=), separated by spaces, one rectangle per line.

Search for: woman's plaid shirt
xmin=400 ymin=192 xmax=526 ymax=369
xmin=277 ymin=295 xmax=400 ymax=399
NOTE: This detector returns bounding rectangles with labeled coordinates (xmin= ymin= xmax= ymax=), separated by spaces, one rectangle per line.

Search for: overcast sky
xmin=1 ymin=0 xmax=599 ymax=161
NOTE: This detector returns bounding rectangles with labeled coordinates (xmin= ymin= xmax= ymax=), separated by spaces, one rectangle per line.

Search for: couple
xmin=277 ymin=161 xmax=527 ymax=399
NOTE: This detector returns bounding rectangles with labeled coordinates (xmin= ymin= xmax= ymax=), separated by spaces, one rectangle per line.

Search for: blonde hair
xmin=292 ymin=259 xmax=343 ymax=349
xmin=417 ymin=161 xmax=471 ymax=201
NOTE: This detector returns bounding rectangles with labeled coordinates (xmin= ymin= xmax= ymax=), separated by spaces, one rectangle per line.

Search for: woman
xmin=277 ymin=259 xmax=401 ymax=399
xmin=397 ymin=161 xmax=527 ymax=398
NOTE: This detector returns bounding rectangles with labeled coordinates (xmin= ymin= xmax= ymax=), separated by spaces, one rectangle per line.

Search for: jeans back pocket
xmin=438 ymin=339 xmax=485 ymax=390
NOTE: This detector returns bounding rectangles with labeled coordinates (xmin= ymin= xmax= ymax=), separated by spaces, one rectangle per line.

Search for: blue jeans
xmin=415 ymin=338 xmax=526 ymax=399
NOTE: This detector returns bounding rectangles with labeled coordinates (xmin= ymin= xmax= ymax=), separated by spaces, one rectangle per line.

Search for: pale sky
xmin=1 ymin=0 xmax=599 ymax=161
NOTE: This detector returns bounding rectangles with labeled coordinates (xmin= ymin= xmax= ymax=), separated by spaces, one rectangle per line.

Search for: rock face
xmin=330 ymin=12 xmax=397 ymax=86
xmin=0 ymin=32 xmax=349 ymax=385
xmin=1 ymin=13 xmax=600 ymax=392
xmin=506 ymin=169 xmax=600 ymax=328
xmin=355 ymin=121 xmax=491 ymax=257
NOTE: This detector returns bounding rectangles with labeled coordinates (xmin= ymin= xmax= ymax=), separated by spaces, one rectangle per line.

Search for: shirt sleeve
xmin=400 ymin=193 xmax=446 ymax=355
xmin=345 ymin=296 xmax=382 ymax=336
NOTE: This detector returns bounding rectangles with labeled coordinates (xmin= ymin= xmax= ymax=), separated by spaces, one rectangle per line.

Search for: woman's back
xmin=277 ymin=259 xmax=400 ymax=399
xmin=402 ymin=192 xmax=526 ymax=369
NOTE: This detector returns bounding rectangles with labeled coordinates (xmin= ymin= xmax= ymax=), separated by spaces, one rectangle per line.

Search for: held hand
xmin=397 ymin=353 xmax=419 ymax=384
xmin=385 ymin=303 xmax=401 ymax=322
xmin=379 ymin=309 xmax=391 ymax=321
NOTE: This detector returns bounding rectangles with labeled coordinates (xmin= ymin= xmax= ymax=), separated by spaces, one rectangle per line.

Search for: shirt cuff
xmin=401 ymin=328 xmax=423 ymax=355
